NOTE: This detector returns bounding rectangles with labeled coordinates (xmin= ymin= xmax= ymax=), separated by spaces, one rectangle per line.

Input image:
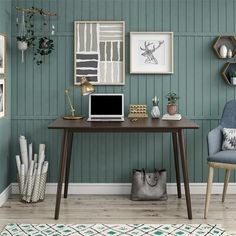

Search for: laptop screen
xmin=90 ymin=95 xmax=123 ymax=116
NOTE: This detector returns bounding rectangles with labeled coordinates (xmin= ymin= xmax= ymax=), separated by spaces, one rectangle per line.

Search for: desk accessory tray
xmin=128 ymin=105 xmax=148 ymax=118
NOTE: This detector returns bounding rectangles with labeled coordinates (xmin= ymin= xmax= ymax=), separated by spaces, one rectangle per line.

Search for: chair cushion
xmin=222 ymin=128 xmax=236 ymax=150
xmin=208 ymin=150 xmax=236 ymax=164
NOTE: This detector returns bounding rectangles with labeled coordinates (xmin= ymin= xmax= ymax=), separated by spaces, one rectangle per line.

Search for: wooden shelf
xmin=221 ymin=62 xmax=236 ymax=85
xmin=213 ymin=36 xmax=236 ymax=58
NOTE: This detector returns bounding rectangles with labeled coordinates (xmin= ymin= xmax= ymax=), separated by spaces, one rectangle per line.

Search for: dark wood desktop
xmin=48 ymin=117 xmax=199 ymax=220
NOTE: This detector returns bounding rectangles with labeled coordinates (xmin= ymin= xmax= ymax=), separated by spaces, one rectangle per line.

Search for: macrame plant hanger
xmin=18 ymin=11 xmax=27 ymax=63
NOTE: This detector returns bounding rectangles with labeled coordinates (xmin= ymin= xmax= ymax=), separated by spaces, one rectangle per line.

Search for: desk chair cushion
xmin=208 ymin=150 xmax=236 ymax=164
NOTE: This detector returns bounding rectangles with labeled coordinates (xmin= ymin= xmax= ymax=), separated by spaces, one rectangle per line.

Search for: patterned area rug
xmin=0 ymin=224 xmax=227 ymax=236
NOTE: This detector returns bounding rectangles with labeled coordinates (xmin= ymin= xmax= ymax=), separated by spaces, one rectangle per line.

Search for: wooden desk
xmin=48 ymin=117 xmax=199 ymax=220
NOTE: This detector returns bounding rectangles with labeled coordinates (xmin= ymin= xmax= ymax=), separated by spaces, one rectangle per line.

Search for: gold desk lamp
xmin=63 ymin=76 xmax=95 ymax=120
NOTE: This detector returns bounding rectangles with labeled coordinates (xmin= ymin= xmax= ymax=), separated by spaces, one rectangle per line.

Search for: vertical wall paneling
xmin=11 ymin=0 xmax=236 ymax=184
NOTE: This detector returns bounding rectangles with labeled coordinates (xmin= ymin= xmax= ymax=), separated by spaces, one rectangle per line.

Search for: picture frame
xmin=0 ymin=79 xmax=6 ymax=118
xmin=130 ymin=32 xmax=173 ymax=74
xmin=0 ymin=34 xmax=6 ymax=75
xmin=74 ymin=21 xmax=125 ymax=85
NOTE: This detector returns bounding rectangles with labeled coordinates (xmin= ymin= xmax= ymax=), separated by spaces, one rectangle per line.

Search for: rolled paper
xmin=15 ymin=155 xmax=21 ymax=175
xmin=28 ymin=143 xmax=33 ymax=168
xmin=38 ymin=148 xmax=45 ymax=165
xmin=34 ymin=154 xmax=38 ymax=163
xmin=19 ymin=136 xmax=28 ymax=174
xmin=20 ymin=164 xmax=25 ymax=195
xmin=42 ymin=161 xmax=49 ymax=174
xmin=39 ymin=162 xmax=48 ymax=200
xmin=39 ymin=144 xmax=45 ymax=158
xmin=26 ymin=161 xmax=34 ymax=203
xmin=32 ymin=174 xmax=41 ymax=202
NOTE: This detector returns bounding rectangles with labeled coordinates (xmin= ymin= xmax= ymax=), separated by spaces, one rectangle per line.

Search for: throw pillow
xmin=222 ymin=128 xmax=236 ymax=150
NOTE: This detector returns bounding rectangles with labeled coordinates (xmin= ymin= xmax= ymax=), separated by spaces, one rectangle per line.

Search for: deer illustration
xmin=140 ymin=40 xmax=164 ymax=64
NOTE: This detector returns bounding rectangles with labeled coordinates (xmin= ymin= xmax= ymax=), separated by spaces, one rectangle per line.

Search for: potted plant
xmin=17 ymin=36 xmax=28 ymax=50
xmin=231 ymin=71 xmax=236 ymax=85
xmin=165 ymin=92 xmax=179 ymax=115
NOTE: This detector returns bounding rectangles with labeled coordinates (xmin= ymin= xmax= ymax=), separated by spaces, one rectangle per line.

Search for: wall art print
xmin=0 ymin=79 xmax=5 ymax=118
xmin=130 ymin=32 xmax=173 ymax=74
xmin=74 ymin=21 xmax=125 ymax=85
xmin=0 ymin=34 xmax=6 ymax=75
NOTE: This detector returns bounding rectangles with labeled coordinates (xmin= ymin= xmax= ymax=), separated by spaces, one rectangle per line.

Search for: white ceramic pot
xmin=219 ymin=45 xmax=227 ymax=58
xmin=18 ymin=41 xmax=28 ymax=50
xmin=231 ymin=77 xmax=236 ymax=85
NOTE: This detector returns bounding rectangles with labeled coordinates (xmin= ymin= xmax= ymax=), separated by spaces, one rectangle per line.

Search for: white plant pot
xmin=231 ymin=77 xmax=236 ymax=85
xmin=18 ymin=41 xmax=28 ymax=51
xmin=219 ymin=45 xmax=227 ymax=58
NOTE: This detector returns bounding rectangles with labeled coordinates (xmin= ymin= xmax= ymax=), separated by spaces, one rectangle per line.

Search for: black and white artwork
xmin=130 ymin=32 xmax=173 ymax=74
xmin=0 ymin=79 xmax=5 ymax=118
xmin=0 ymin=35 xmax=6 ymax=74
xmin=74 ymin=21 xmax=125 ymax=85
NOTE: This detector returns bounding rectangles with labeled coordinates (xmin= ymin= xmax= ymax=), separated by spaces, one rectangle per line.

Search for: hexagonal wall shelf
xmin=213 ymin=36 xmax=236 ymax=58
xmin=221 ymin=62 xmax=236 ymax=85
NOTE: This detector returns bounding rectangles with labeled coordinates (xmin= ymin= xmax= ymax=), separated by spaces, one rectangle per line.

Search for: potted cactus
xmin=165 ymin=92 xmax=179 ymax=115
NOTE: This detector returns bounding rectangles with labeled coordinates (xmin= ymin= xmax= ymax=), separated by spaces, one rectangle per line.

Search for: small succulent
xmin=165 ymin=92 xmax=179 ymax=105
xmin=231 ymin=71 xmax=236 ymax=78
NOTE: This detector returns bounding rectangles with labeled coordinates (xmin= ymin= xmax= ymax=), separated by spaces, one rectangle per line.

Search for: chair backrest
xmin=220 ymin=100 xmax=236 ymax=128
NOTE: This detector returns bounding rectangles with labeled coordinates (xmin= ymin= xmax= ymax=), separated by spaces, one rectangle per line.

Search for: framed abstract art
xmin=130 ymin=32 xmax=173 ymax=74
xmin=74 ymin=21 xmax=125 ymax=85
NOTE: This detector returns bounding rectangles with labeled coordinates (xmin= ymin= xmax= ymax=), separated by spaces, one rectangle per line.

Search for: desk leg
xmin=178 ymin=129 xmax=192 ymax=220
xmin=172 ymin=132 xmax=181 ymax=198
xmin=55 ymin=130 xmax=69 ymax=220
xmin=64 ymin=132 xmax=74 ymax=198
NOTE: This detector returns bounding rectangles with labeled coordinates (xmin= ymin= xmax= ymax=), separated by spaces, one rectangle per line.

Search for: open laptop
xmin=87 ymin=94 xmax=124 ymax=121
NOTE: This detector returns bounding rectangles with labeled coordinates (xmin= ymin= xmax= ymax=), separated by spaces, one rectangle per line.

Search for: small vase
xmin=151 ymin=105 xmax=160 ymax=118
xmin=17 ymin=41 xmax=28 ymax=50
xmin=231 ymin=77 xmax=236 ymax=85
xmin=219 ymin=45 xmax=227 ymax=58
xmin=167 ymin=104 xmax=177 ymax=115
xmin=227 ymin=49 xmax=233 ymax=58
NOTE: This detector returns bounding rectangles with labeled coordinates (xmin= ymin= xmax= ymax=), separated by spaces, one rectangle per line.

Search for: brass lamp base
xmin=63 ymin=116 xmax=83 ymax=120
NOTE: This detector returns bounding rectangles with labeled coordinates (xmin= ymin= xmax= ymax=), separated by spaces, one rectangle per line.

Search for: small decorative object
xmin=162 ymin=113 xmax=182 ymax=121
xmin=131 ymin=169 xmax=167 ymax=201
xmin=227 ymin=49 xmax=233 ymax=58
xmin=16 ymin=135 xmax=48 ymax=203
xmin=230 ymin=71 xmax=236 ymax=85
xmin=219 ymin=44 xmax=227 ymax=58
xmin=0 ymin=79 xmax=6 ymax=118
xmin=222 ymin=128 xmax=236 ymax=150
xmin=0 ymin=34 xmax=6 ymax=74
xmin=128 ymin=105 xmax=148 ymax=118
xmin=64 ymin=76 xmax=95 ymax=120
xmin=16 ymin=6 xmax=57 ymax=65
xmin=151 ymin=96 xmax=160 ymax=118
xmin=165 ymin=92 xmax=179 ymax=115
xmin=74 ymin=21 xmax=125 ymax=85
xmin=130 ymin=32 xmax=173 ymax=74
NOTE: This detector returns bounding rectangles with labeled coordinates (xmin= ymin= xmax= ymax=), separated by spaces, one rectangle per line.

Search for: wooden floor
xmin=0 ymin=194 xmax=235 ymax=235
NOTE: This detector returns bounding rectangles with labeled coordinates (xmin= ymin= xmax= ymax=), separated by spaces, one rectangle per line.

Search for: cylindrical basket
xmin=17 ymin=171 xmax=48 ymax=203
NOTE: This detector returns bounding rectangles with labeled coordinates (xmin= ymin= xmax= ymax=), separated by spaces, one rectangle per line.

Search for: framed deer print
xmin=0 ymin=79 xmax=5 ymax=118
xmin=0 ymin=34 xmax=6 ymax=75
xmin=130 ymin=32 xmax=173 ymax=74
xmin=74 ymin=21 xmax=125 ymax=85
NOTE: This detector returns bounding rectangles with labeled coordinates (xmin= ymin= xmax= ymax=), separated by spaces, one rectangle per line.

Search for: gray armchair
xmin=204 ymin=100 xmax=236 ymax=218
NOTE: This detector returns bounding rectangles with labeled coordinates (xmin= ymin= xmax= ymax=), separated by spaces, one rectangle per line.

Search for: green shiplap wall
xmin=10 ymin=0 xmax=236 ymax=184
xmin=0 ymin=0 xmax=11 ymax=193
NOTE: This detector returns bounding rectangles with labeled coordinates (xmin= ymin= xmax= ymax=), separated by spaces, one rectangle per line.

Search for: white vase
xmin=17 ymin=41 xmax=28 ymax=50
xmin=231 ymin=77 xmax=236 ymax=85
xmin=151 ymin=106 xmax=160 ymax=118
xmin=219 ymin=45 xmax=227 ymax=58
xmin=227 ymin=49 xmax=233 ymax=58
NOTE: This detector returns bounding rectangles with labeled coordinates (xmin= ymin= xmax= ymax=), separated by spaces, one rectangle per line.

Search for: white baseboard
xmin=10 ymin=182 xmax=236 ymax=195
xmin=0 ymin=185 xmax=11 ymax=207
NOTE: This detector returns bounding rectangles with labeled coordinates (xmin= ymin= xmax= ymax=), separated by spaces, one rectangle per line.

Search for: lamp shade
xmin=81 ymin=76 xmax=95 ymax=96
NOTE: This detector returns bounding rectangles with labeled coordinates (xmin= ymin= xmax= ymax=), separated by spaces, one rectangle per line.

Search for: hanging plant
xmin=16 ymin=6 xmax=57 ymax=65
xmin=34 ymin=37 xmax=54 ymax=65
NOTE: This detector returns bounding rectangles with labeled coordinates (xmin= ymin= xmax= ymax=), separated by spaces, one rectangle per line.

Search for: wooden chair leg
xmin=222 ymin=169 xmax=231 ymax=203
xmin=204 ymin=165 xmax=214 ymax=219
